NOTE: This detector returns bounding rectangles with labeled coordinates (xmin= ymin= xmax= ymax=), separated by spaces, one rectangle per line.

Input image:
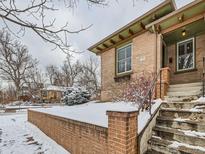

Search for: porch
xmin=153 ymin=3 xmax=205 ymax=99
xmin=162 ymin=17 xmax=205 ymax=85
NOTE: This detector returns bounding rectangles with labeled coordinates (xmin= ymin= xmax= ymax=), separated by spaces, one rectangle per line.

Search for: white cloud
xmin=1 ymin=0 xmax=194 ymax=71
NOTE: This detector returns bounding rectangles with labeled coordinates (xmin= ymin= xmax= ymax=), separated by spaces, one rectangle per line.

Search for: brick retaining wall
xmin=28 ymin=110 xmax=108 ymax=154
xmin=28 ymin=109 xmax=138 ymax=154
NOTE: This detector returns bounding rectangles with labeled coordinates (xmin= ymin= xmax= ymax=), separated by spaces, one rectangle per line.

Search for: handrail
xmin=139 ymin=69 xmax=162 ymax=115
xmin=203 ymin=57 xmax=205 ymax=97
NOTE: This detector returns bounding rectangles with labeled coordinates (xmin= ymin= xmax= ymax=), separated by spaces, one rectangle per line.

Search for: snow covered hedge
xmin=62 ymin=87 xmax=91 ymax=106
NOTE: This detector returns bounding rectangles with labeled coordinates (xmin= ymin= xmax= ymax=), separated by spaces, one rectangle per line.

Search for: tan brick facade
xmin=28 ymin=109 xmax=138 ymax=154
xmin=167 ymin=34 xmax=205 ymax=84
xmin=100 ymin=32 xmax=205 ymax=101
xmin=100 ymin=31 xmax=161 ymax=101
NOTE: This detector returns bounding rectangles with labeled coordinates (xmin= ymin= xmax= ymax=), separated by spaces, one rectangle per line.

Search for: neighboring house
xmin=18 ymin=86 xmax=30 ymax=101
xmin=41 ymin=85 xmax=66 ymax=103
xmin=88 ymin=0 xmax=205 ymax=101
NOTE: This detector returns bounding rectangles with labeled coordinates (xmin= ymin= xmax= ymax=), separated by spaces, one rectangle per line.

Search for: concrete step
xmin=147 ymin=137 xmax=205 ymax=154
xmin=159 ymin=108 xmax=205 ymax=121
xmin=153 ymin=126 xmax=205 ymax=147
xmin=167 ymin=91 xmax=201 ymax=97
xmin=165 ymin=96 xmax=199 ymax=102
xmin=156 ymin=116 xmax=205 ymax=132
xmin=168 ymin=86 xmax=202 ymax=92
xmin=169 ymin=82 xmax=202 ymax=88
xmin=161 ymin=102 xmax=197 ymax=109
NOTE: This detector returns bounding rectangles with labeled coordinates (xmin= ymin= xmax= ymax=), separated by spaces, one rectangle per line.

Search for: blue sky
xmin=10 ymin=0 xmax=195 ymax=70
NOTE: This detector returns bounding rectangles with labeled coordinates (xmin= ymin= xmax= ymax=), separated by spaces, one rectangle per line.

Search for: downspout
xmin=155 ymin=32 xmax=158 ymax=73
xmin=152 ymin=25 xmax=158 ymax=74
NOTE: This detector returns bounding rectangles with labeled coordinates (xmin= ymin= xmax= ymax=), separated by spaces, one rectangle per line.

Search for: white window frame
xmin=116 ymin=43 xmax=132 ymax=75
xmin=176 ymin=37 xmax=195 ymax=72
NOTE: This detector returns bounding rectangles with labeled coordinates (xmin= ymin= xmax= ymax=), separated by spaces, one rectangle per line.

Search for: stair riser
xmin=165 ymin=96 xmax=199 ymax=102
xmin=156 ymin=120 xmax=205 ymax=133
xmin=167 ymin=92 xmax=201 ymax=97
xmin=148 ymin=145 xmax=178 ymax=154
xmin=148 ymin=138 xmax=205 ymax=154
xmin=169 ymin=83 xmax=202 ymax=88
xmin=168 ymin=87 xmax=201 ymax=92
xmin=161 ymin=103 xmax=196 ymax=109
xmin=159 ymin=110 xmax=205 ymax=122
xmin=153 ymin=130 xmax=205 ymax=147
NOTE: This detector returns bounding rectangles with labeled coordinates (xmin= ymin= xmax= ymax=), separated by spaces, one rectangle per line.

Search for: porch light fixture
xmin=182 ymin=30 xmax=186 ymax=36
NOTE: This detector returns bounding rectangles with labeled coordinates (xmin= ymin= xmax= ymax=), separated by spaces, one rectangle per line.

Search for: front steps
xmin=165 ymin=82 xmax=202 ymax=102
xmin=146 ymin=101 xmax=205 ymax=154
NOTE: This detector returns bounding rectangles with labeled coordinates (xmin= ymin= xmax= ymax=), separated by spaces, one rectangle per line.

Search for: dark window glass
xmin=178 ymin=44 xmax=185 ymax=56
xmin=178 ymin=39 xmax=194 ymax=71
xmin=118 ymin=49 xmax=125 ymax=61
xmin=186 ymin=41 xmax=193 ymax=54
xmin=118 ymin=61 xmax=125 ymax=73
xmin=126 ymin=58 xmax=131 ymax=71
xmin=117 ymin=44 xmax=132 ymax=73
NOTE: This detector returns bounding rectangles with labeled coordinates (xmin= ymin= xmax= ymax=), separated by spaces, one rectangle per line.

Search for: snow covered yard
xmin=31 ymin=100 xmax=162 ymax=133
xmin=0 ymin=112 xmax=69 ymax=154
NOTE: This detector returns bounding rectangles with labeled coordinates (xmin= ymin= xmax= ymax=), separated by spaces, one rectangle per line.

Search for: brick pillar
xmin=156 ymin=67 xmax=170 ymax=99
xmin=106 ymin=110 xmax=138 ymax=154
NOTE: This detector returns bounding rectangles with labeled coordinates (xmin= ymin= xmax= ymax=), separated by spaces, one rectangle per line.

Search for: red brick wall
xmin=28 ymin=110 xmax=108 ymax=154
xmin=107 ymin=111 xmax=138 ymax=154
xmin=28 ymin=109 xmax=139 ymax=154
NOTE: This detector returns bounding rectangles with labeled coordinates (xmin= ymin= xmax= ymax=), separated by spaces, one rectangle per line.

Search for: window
xmin=117 ymin=44 xmax=132 ymax=74
xmin=177 ymin=38 xmax=195 ymax=71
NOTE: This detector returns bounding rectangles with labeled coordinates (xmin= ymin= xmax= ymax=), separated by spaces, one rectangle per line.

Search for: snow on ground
xmin=192 ymin=97 xmax=205 ymax=103
xmin=174 ymin=117 xmax=189 ymax=122
xmin=138 ymin=99 xmax=162 ymax=133
xmin=31 ymin=101 xmax=138 ymax=128
xmin=180 ymin=129 xmax=205 ymax=138
xmin=31 ymin=100 xmax=162 ymax=133
xmin=0 ymin=113 xmax=70 ymax=154
xmin=4 ymin=106 xmax=44 ymax=109
xmin=168 ymin=141 xmax=205 ymax=152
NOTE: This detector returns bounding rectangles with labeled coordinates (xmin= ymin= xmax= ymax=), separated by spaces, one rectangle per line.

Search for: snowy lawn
xmin=0 ymin=113 xmax=70 ymax=154
xmin=31 ymin=100 xmax=162 ymax=133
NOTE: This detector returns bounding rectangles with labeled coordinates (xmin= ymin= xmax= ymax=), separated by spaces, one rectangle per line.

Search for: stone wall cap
xmin=106 ymin=110 xmax=138 ymax=117
xmin=160 ymin=67 xmax=170 ymax=71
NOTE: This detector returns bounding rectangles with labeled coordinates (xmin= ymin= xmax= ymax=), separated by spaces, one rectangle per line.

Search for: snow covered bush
xmin=114 ymin=71 xmax=155 ymax=111
xmin=62 ymin=87 xmax=91 ymax=106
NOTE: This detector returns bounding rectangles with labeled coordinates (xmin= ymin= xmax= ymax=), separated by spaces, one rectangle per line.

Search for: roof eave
xmin=88 ymin=0 xmax=176 ymax=54
xmin=145 ymin=0 xmax=205 ymax=30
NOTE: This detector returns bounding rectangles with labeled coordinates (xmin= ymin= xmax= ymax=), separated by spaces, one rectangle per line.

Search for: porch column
xmin=156 ymin=34 xmax=163 ymax=72
xmin=156 ymin=67 xmax=170 ymax=99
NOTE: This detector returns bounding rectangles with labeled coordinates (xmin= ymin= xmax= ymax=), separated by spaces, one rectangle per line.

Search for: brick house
xmin=41 ymin=85 xmax=66 ymax=103
xmin=88 ymin=0 xmax=205 ymax=101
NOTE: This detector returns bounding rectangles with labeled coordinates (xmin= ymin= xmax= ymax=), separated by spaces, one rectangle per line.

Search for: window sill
xmin=114 ymin=71 xmax=133 ymax=82
xmin=174 ymin=68 xmax=198 ymax=74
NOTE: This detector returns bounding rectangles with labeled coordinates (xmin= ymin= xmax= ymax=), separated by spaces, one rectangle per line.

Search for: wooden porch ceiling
xmin=146 ymin=0 xmax=205 ymax=34
xmin=163 ymin=19 xmax=205 ymax=45
xmin=88 ymin=0 xmax=176 ymax=54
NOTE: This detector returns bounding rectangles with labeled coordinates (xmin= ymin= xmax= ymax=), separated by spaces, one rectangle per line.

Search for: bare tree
xmin=0 ymin=0 xmax=107 ymax=53
xmin=78 ymin=56 xmax=100 ymax=96
xmin=61 ymin=55 xmax=82 ymax=87
xmin=0 ymin=30 xmax=38 ymax=97
xmin=25 ymin=67 xmax=45 ymax=97
xmin=46 ymin=65 xmax=56 ymax=85
xmin=46 ymin=64 xmax=63 ymax=86
xmin=3 ymin=84 xmax=16 ymax=103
